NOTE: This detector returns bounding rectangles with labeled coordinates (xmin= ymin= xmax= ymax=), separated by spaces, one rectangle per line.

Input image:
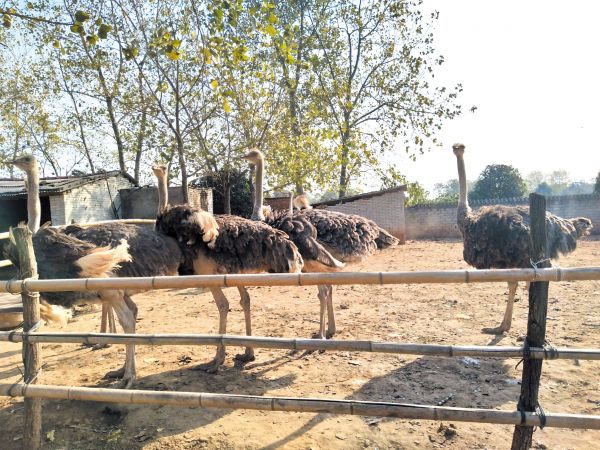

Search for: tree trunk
xmin=223 ymin=179 xmax=232 ymax=215
xmin=338 ymin=141 xmax=349 ymax=198
xmin=176 ymin=136 xmax=189 ymax=204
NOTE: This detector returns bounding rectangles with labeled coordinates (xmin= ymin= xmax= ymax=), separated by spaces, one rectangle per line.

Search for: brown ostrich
xmin=243 ymin=150 xmax=344 ymax=339
xmin=4 ymin=156 xmax=135 ymax=385
xmin=452 ymin=143 xmax=593 ymax=334
xmin=244 ymin=150 xmax=399 ymax=338
xmin=155 ymin=183 xmax=303 ymax=372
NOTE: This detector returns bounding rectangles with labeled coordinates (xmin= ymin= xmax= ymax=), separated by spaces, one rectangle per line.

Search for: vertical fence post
xmin=12 ymin=226 xmax=42 ymax=450
xmin=511 ymin=194 xmax=551 ymax=450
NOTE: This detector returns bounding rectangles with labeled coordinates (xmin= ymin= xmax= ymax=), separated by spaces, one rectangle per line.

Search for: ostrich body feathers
xmin=298 ymin=208 xmax=399 ymax=262
xmin=156 ymin=205 xmax=304 ymax=275
xmin=461 ymin=205 xmax=592 ymax=269
xmin=64 ymin=222 xmax=185 ymax=277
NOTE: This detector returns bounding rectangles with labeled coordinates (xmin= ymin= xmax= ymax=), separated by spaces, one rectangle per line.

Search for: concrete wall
xmin=318 ymin=190 xmax=406 ymax=243
xmin=49 ymin=176 xmax=133 ymax=225
xmin=406 ymin=194 xmax=600 ymax=239
xmin=119 ymin=186 xmax=213 ymax=219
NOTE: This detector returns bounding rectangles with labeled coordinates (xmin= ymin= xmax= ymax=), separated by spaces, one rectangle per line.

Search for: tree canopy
xmin=469 ymin=164 xmax=527 ymax=201
xmin=0 ymin=0 xmax=463 ymax=204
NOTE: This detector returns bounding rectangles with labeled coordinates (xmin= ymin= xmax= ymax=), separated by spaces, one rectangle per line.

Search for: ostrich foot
xmin=482 ymin=325 xmax=510 ymax=335
xmin=193 ymin=348 xmax=226 ymax=373
xmin=92 ymin=343 xmax=111 ymax=350
xmin=325 ymin=330 xmax=335 ymax=339
xmin=234 ymin=348 xmax=255 ymax=363
xmin=311 ymin=332 xmax=326 ymax=340
xmin=104 ymin=366 xmax=126 ymax=379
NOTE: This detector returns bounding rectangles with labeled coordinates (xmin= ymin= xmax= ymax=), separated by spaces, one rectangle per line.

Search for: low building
xmin=0 ymin=171 xmax=133 ymax=230
xmin=312 ymin=186 xmax=407 ymax=243
xmin=265 ymin=192 xmax=293 ymax=212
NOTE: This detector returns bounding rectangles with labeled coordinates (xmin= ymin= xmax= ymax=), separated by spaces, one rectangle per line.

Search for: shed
xmin=0 ymin=171 xmax=134 ymax=230
xmin=119 ymin=186 xmax=213 ymax=219
xmin=312 ymin=186 xmax=407 ymax=243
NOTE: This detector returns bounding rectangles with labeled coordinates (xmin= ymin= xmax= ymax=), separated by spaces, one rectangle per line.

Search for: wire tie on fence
xmin=515 ymin=338 xmax=531 ymax=369
xmin=465 ymin=270 xmax=470 ymax=283
xmin=379 ymin=272 xmax=383 ymax=285
xmin=529 ymin=258 xmax=551 ymax=281
xmin=516 ymin=400 xmax=527 ymax=425
xmin=543 ymin=339 xmax=559 ymax=360
xmin=536 ymin=402 xmax=547 ymax=429
xmin=223 ymin=274 xmax=228 ymax=287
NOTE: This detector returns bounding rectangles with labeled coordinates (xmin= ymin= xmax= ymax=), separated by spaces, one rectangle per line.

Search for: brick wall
xmin=406 ymin=194 xmax=600 ymax=239
xmin=119 ymin=186 xmax=213 ymax=219
xmin=50 ymin=175 xmax=134 ymax=225
xmin=319 ymin=190 xmax=406 ymax=243
xmin=265 ymin=195 xmax=293 ymax=211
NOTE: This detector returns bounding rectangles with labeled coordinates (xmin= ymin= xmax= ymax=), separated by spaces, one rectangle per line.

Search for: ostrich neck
xmin=156 ymin=173 xmax=168 ymax=214
xmin=456 ymin=153 xmax=471 ymax=228
xmin=251 ymin=157 xmax=265 ymax=221
xmin=26 ymin=166 xmax=41 ymax=233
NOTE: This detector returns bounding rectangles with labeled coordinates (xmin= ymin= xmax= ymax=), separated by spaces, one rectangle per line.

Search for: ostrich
xmin=4 ymin=155 xmax=135 ymax=385
xmin=155 ymin=182 xmax=304 ymax=372
xmin=243 ymin=150 xmax=344 ymax=339
xmin=244 ymin=149 xmax=399 ymax=339
xmin=452 ymin=143 xmax=593 ymax=334
xmin=61 ymin=166 xmax=187 ymax=348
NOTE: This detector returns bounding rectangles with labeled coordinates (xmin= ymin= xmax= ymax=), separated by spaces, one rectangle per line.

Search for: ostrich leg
xmin=483 ymin=281 xmax=518 ymax=334
xmin=91 ymin=303 xmax=117 ymax=350
xmin=315 ymin=285 xmax=329 ymax=339
xmin=234 ymin=286 xmax=256 ymax=362
xmin=102 ymin=291 xmax=137 ymax=388
xmin=325 ymin=284 xmax=336 ymax=338
xmin=195 ymin=287 xmax=230 ymax=373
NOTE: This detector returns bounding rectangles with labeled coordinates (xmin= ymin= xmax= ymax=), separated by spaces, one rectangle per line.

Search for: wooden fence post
xmin=12 ymin=226 xmax=42 ymax=450
xmin=511 ymin=194 xmax=551 ymax=450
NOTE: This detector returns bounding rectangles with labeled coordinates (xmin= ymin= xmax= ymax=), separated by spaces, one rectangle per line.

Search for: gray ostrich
xmin=243 ymin=149 xmax=399 ymax=339
xmin=155 ymin=181 xmax=304 ymax=372
xmin=243 ymin=150 xmax=344 ymax=339
xmin=452 ymin=143 xmax=593 ymax=334
xmin=4 ymin=156 xmax=134 ymax=385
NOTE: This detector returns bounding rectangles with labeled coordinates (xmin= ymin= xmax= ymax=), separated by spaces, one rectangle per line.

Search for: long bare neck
xmin=26 ymin=166 xmax=41 ymax=233
xmin=251 ymin=157 xmax=265 ymax=221
xmin=156 ymin=173 xmax=169 ymax=213
xmin=455 ymin=153 xmax=470 ymax=228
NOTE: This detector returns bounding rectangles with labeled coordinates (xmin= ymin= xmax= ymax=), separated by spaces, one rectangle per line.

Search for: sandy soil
xmin=1 ymin=238 xmax=599 ymax=449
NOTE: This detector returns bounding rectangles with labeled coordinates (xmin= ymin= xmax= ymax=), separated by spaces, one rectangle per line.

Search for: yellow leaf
xmin=223 ymin=99 xmax=231 ymax=113
xmin=265 ymin=24 xmax=276 ymax=36
xmin=46 ymin=430 xmax=55 ymax=442
xmin=210 ymin=79 xmax=218 ymax=89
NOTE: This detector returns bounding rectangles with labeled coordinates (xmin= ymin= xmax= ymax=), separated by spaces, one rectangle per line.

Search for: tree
xmin=595 ymin=172 xmax=600 ymax=194
xmin=469 ymin=164 xmax=527 ymax=201
xmin=525 ymin=170 xmax=545 ymax=192
xmin=311 ymin=0 xmax=463 ymax=197
xmin=195 ymin=168 xmax=252 ymax=217
xmin=535 ymin=181 xmax=553 ymax=196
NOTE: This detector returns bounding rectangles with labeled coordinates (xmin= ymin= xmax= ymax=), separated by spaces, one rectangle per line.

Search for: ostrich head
xmin=152 ymin=164 xmax=167 ymax=180
xmin=452 ymin=143 xmax=465 ymax=157
xmin=7 ymin=154 xmax=38 ymax=172
xmin=293 ymin=194 xmax=312 ymax=210
xmin=243 ymin=148 xmax=264 ymax=164
xmin=570 ymin=217 xmax=593 ymax=238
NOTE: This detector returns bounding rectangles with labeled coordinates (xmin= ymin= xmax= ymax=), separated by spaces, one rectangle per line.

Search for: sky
xmin=393 ymin=0 xmax=600 ymax=195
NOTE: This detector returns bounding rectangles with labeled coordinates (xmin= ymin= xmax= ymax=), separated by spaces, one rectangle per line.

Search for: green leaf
xmin=86 ymin=34 xmax=99 ymax=45
xmin=98 ymin=24 xmax=112 ymax=39
xmin=267 ymin=13 xmax=278 ymax=24
xmin=74 ymin=11 xmax=90 ymax=23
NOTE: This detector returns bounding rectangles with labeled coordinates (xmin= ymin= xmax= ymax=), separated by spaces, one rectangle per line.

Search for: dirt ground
xmin=1 ymin=238 xmax=599 ymax=449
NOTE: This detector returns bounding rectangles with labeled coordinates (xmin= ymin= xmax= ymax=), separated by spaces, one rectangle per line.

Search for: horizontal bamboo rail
xmin=0 ymin=260 xmax=13 ymax=268
xmin=0 ymin=231 xmax=9 ymax=240
xmin=1 ymin=267 xmax=600 ymax=294
xmin=0 ymin=331 xmax=598 ymax=361
xmin=1 ymin=383 xmax=598 ymax=429
xmin=55 ymin=219 xmax=156 ymax=228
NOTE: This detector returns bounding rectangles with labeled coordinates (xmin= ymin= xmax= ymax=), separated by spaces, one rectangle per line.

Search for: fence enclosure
xmin=1 ymin=196 xmax=599 ymax=450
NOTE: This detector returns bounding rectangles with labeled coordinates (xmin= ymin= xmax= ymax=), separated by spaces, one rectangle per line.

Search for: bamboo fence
xmin=1 ymin=331 xmax=599 ymax=361
xmin=2 ymin=383 xmax=600 ymax=430
xmin=1 ymin=267 xmax=600 ymax=295
xmin=54 ymin=219 xmax=156 ymax=227
xmin=0 ymin=231 xmax=11 ymax=269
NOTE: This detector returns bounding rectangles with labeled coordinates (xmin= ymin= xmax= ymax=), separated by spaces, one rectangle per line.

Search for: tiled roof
xmin=0 ymin=171 xmax=123 ymax=199
xmin=312 ymin=185 xmax=407 ymax=207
